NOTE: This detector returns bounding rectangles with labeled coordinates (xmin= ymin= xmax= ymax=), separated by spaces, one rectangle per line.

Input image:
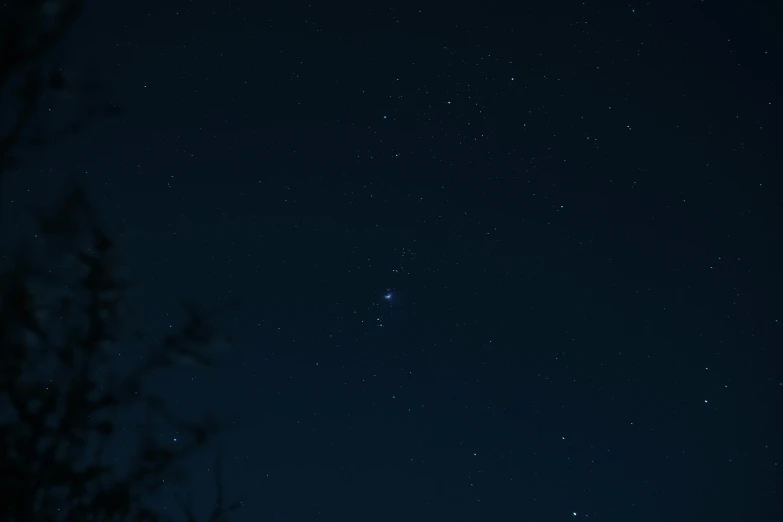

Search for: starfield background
xmin=1 ymin=1 xmax=780 ymax=521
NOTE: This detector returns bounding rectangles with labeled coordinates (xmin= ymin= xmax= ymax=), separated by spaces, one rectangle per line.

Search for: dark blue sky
xmin=3 ymin=1 xmax=781 ymax=520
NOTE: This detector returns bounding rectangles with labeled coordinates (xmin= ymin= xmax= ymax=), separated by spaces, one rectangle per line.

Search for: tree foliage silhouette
xmin=1 ymin=0 xmax=120 ymax=180
xmin=1 ymin=3 xmax=244 ymax=521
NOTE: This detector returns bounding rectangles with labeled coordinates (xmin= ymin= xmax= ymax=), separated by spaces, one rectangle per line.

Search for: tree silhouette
xmin=1 ymin=0 xmax=120 ymax=180
xmin=1 ymin=3 xmax=244 ymax=521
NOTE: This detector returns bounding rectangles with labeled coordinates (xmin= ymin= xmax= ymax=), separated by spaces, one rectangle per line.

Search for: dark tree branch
xmin=0 ymin=1 xmax=121 ymax=182
xmin=0 ymin=5 xmax=245 ymax=521
xmin=1 ymin=1 xmax=86 ymax=176
xmin=1 ymin=179 xmax=243 ymax=522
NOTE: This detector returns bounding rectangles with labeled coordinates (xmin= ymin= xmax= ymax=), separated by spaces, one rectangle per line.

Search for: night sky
xmin=4 ymin=1 xmax=782 ymax=520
